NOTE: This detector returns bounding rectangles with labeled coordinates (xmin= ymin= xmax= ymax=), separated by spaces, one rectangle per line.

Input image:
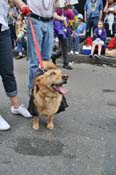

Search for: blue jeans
xmin=16 ymin=38 xmax=27 ymax=53
xmin=0 ymin=30 xmax=17 ymax=97
xmin=27 ymin=17 xmax=54 ymax=89
xmin=87 ymin=16 xmax=99 ymax=36
xmin=70 ymin=35 xmax=85 ymax=52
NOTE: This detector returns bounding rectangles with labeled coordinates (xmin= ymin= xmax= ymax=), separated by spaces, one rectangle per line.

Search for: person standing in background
xmin=8 ymin=0 xmax=19 ymax=48
xmin=22 ymin=0 xmax=60 ymax=93
xmin=0 ymin=0 xmax=32 ymax=131
xmin=84 ymin=0 xmax=103 ymax=36
xmin=104 ymin=0 xmax=116 ymax=37
xmin=53 ymin=8 xmax=73 ymax=69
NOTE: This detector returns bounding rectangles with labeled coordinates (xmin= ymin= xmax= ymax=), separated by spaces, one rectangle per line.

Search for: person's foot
xmin=75 ymin=51 xmax=79 ymax=55
xmin=89 ymin=54 xmax=93 ymax=58
xmin=51 ymin=55 xmax=56 ymax=64
xmin=15 ymin=52 xmax=25 ymax=59
xmin=63 ymin=64 xmax=72 ymax=70
xmin=11 ymin=104 xmax=32 ymax=118
xmin=69 ymin=50 xmax=73 ymax=55
xmin=94 ymin=54 xmax=100 ymax=59
xmin=15 ymin=55 xmax=24 ymax=59
xmin=0 ymin=115 xmax=11 ymax=131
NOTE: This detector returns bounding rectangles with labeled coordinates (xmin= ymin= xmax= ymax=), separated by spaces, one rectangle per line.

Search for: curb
xmin=68 ymin=54 xmax=116 ymax=67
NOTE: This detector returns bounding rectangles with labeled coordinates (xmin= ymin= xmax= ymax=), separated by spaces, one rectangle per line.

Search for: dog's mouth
xmin=51 ymin=83 xmax=68 ymax=95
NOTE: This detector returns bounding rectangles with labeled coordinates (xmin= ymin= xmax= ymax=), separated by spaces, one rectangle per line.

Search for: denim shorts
xmin=0 ymin=29 xmax=17 ymax=97
xmin=27 ymin=17 xmax=54 ymax=89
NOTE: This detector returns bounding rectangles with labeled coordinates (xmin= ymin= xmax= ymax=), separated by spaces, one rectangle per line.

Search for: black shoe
xmin=63 ymin=64 xmax=72 ymax=70
xmin=94 ymin=54 xmax=100 ymax=60
xmin=89 ymin=54 xmax=93 ymax=58
xmin=15 ymin=55 xmax=24 ymax=59
xmin=51 ymin=48 xmax=62 ymax=64
xmin=51 ymin=56 xmax=56 ymax=64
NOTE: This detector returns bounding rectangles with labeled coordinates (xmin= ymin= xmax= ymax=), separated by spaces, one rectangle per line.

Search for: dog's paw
xmin=32 ymin=117 xmax=39 ymax=130
xmin=33 ymin=125 xmax=39 ymax=130
xmin=47 ymin=123 xmax=54 ymax=130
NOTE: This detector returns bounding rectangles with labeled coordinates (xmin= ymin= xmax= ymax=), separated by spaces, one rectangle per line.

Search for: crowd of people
xmin=7 ymin=0 xmax=116 ymax=60
xmin=0 ymin=0 xmax=116 ymax=131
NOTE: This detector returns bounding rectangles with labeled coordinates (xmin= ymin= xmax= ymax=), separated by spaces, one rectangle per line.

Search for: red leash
xmin=28 ymin=16 xmax=44 ymax=70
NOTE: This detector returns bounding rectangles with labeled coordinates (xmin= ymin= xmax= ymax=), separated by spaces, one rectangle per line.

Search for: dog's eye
xmin=50 ymin=72 xmax=56 ymax=76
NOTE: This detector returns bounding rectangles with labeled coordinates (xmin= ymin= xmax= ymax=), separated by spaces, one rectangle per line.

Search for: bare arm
xmin=79 ymin=29 xmax=86 ymax=36
xmin=104 ymin=1 xmax=109 ymax=13
xmin=14 ymin=0 xmax=26 ymax=8
xmin=99 ymin=10 xmax=103 ymax=20
xmin=54 ymin=12 xmax=68 ymax=27
xmin=55 ymin=0 xmax=60 ymax=8
xmin=84 ymin=10 xmax=87 ymax=22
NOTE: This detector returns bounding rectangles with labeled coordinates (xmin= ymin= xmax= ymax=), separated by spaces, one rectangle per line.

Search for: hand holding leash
xmin=21 ymin=6 xmax=32 ymax=16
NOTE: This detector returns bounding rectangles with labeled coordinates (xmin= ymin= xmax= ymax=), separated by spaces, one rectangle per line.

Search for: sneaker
xmin=89 ymin=54 xmax=93 ymax=58
xmin=11 ymin=104 xmax=32 ymax=118
xmin=19 ymin=52 xmax=23 ymax=56
xmin=63 ymin=64 xmax=72 ymax=70
xmin=68 ymin=61 xmax=74 ymax=67
xmin=0 ymin=115 xmax=10 ymax=131
xmin=94 ymin=54 xmax=100 ymax=60
xmin=75 ymin=51 xmax=79 ymax=55
xmin=69 ymin=50 xmax=73 ymax=55
xmin=15 ymin=55 xmax=24 ymax=59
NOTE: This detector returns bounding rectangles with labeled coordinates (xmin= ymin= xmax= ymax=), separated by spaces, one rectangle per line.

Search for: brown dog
xmin=28 ymin=61 xmax=68 ymax=130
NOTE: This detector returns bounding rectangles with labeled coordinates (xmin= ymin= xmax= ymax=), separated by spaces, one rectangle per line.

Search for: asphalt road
xmin=1 ymin=58 xmax=116 ymax=175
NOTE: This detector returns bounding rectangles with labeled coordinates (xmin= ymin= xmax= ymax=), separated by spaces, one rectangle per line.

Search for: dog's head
xmin=34 ymin=69 xmax=68 ymax=95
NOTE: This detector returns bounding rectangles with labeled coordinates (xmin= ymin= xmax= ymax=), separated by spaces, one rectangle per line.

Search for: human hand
xmin=21 ymin=6 xmax=32 ymax=16
xmin=9 ymin=12 xmax=14 ymax=17
xmin=72 ymin=31 xmax=77 ymax=36
xmin=62 ymin=17 xmax=68 ymax=27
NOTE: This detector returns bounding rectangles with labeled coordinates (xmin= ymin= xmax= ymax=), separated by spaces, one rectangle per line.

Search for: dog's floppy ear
xmin=34 ymin=68 xmax=45 ymax=92
xmin=34 ymin=75 xmax=43 ymax=92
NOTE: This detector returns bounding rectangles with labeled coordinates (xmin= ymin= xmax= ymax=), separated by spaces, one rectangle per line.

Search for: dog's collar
xmin=35 ymin=68 xmax=46 ymax=78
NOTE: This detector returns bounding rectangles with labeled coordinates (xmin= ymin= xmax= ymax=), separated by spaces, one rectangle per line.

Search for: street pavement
xmin=1 ymin=58 xmax=116 ymax=175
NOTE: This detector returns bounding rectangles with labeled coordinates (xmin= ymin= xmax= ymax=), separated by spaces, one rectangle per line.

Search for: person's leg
xmin=0 ymin=30 xmax=18 ymax=98
xmin=0 ymin=30 xmax=31 ymax=118
xmin=67 ymin=35 xmax=71 ymax=52
xmin=90 ymin=43 xmax=96 ymax=56
xmin=104 ymin=23 xmax=110 ymax=37
xmin=98 ymin=44 xmax=102 ymax=56
xmin=41 ymin=21 xmax=54 ymax=60
xmin=10 ymin=96 xmax=19 ymax=108
xmin=75 ymin=35 xmax=80 ymax=53
xmin=59 ymin=36 xmax=72 ymax=69
xmin=70 ymin=35 xmax=74 ymax=52
xmin=59 ymin=37 xmax=68 ymax=65
xmin=27 ymin=18 xmax=43 ymax=90
xmin=93 ymin=17 xmax=99 ymax=33
xmin=86 ymin=19 xmax=92 ymax=37
xmin=16 ymin=39 xmax=23 ymax=57
xmin=22 ymin=38 xmax=27 ymax=51
xmin=9 ymin=24 xmax=14 ymax=48
xmin=79 ymin=36 xmax=86 ymax=53
xmin=13 ymin=24 xmax=17 ymax=46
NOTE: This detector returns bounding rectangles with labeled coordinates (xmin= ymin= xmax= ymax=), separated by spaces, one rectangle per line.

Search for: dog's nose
xmin=62 ymin=74 xmax=68 ymax=81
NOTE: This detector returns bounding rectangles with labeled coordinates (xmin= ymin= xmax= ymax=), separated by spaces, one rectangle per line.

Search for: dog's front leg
xmin=33 ymin=116 xmax=39 ymax=130
xmin=47 ymin=115 xmax=54 ymax=130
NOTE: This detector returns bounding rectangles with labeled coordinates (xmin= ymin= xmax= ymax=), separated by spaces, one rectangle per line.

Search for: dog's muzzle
xmin=62 ymin=74 xmax=68 ymax=83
